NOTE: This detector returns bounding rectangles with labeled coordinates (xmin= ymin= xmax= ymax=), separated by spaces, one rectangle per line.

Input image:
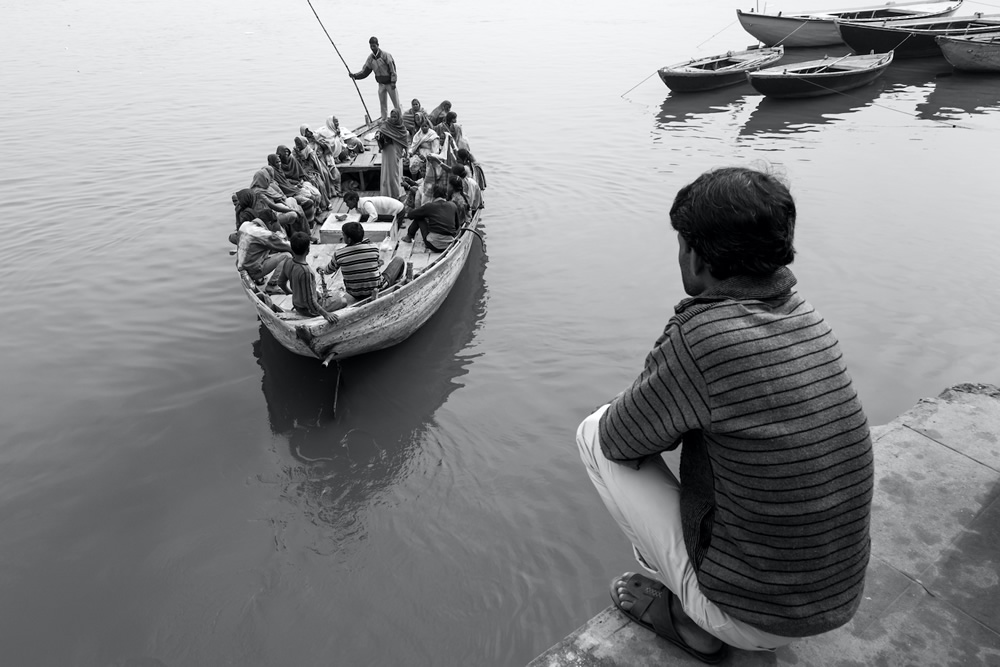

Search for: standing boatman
xmin=350 ymin=37 xmax=401 ymax=121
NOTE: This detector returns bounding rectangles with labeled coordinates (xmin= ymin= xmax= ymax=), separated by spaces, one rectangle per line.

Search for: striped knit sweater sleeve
xmin=598 ymin=269 xmax=873 ymax=638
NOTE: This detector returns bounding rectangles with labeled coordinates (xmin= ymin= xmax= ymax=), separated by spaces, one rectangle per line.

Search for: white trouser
xmin=576 ymin=405 xmax=796 ymax=652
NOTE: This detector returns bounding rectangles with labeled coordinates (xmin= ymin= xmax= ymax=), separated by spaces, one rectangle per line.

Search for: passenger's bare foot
xmin=611 ymin=572 xmax=725 ymax=663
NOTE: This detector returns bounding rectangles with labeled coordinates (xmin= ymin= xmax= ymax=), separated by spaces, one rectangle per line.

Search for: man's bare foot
xmin=611 ymin=572 xmax=724 ymax=659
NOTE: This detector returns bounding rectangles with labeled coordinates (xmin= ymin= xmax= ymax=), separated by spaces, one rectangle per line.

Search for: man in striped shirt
xmin=319 ymin=222 xmax=404 ymax=301
xmin=577 ymin=167 xmax=873 ymax=662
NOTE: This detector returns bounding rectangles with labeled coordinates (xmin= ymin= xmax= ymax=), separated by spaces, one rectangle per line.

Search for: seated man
xmin=319 ymin=222 xmax=405 ymax=301
xmin=233 ymin=210 xmax=291 ymax=295
xmin=342 ymin=191 xmax=405 ymax=227
xmin=401 ymin=184 xmax=460 ymax=252
xmin=577 ymin=166 xmax=873 ymax=663
xmin=275 ymin=232 xmax=342 ymax=323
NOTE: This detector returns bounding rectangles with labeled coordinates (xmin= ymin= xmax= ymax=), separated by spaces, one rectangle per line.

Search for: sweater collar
xmin=675 ymin=266 xmax=797 ymax=315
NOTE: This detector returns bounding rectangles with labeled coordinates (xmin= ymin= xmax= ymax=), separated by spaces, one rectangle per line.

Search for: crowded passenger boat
xmin=228 ymin=100 xmax=486 ymax=363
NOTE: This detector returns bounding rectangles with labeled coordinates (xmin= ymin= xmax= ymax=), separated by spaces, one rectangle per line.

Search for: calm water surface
xmin=2 ymin=0 xmax=1000 ymax=664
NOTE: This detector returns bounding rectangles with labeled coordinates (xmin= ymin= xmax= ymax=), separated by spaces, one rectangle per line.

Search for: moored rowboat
xmin=937 ymin=32 xmax=1000 ymax=71
xmin=835 ymin=13 xmax=1000 ymax=58
xmin=747 ymin=51 xmax=894 ymax=97
xmin=658 ymin=46 xmax=784 ymax=93
xmin=736 ymin=0 xmax=963 ymax=47
xmin=237 ymin=120 xmax=487 ymax=363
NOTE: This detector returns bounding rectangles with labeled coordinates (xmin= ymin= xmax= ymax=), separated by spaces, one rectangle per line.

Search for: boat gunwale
xmin=749 ymin=52 xmax=893 ymax=78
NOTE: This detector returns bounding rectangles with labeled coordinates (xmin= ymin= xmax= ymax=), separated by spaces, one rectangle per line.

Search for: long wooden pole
xmin=305 ymin=0 xmax=372 ymax=124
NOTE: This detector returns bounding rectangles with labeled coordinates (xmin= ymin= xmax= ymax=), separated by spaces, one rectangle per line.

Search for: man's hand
xmin=324 ymin=312 xmax=339 ymax=325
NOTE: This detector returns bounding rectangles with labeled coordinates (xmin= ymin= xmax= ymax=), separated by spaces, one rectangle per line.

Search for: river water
xmin=2 ymin=0 xmax=999 ymax=664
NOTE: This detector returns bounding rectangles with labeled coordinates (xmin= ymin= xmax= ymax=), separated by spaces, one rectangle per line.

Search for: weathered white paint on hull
xmin=938 ymin=34 xmax=1000 ymax=71
xmin=738 ymin=12 xmax=846 ymax=47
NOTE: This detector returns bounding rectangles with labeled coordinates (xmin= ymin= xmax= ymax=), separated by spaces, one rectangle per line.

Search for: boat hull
xmin=658 ymin=47 xmax=785 ymax=92
xmin=738 ymin=11 xmax=844 ymax=47
xmin=837 ymin=17 xmax=1000 ymax=58
xmin=245 ymin=211 xmax=482 ymax=362
xmin=938 ymin=34 xmax=1000 ymax=70
xmin=747 ymin=52 xmax=893 ymax=97
xmin=736 ymin=2 xmax=963 ymax=47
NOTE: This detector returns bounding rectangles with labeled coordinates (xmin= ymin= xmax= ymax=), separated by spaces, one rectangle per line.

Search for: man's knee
xmin=576 ymin=405 xmax=609 ymax=469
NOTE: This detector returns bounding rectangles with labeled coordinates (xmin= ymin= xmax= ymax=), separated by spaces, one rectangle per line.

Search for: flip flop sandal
xmin=609 ymin=572 xmax=727 ymax=665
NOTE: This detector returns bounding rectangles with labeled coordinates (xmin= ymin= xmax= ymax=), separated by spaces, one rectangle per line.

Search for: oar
xmin=714 ymin=53 xmax=777 ymax=72
xmin=306 ymin=0 xmax=372 ymax=124
xmin=810 ymin=54 xmax=853 ymax=74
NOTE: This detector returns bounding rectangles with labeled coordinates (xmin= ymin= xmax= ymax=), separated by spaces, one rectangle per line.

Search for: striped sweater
xmin=599 ymin=267 xmax=873 ymax=637
xmin=327 ymin=240 xmax=382 ymax=299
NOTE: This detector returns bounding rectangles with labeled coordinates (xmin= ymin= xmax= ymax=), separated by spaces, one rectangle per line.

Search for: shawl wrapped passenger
xmin=379 ymin=112 xmax=410 ymax=152
xmin=276 ymin=145 xmax=308 ymax=181
xmin=266 ymin=155 xmax=301 ymax=197
xmin=428 ymin=100 xmax=451 ymax=125
xmin=234 ymin=188 xmax=257 ymax=230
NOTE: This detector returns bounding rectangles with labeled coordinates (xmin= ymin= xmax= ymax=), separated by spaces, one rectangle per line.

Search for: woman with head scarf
xmin=407 ymin=112 xmax=440 ymax=177
xmin=301 ymin=124 xmax=342 ymax=191
xmin=402 ymin=98 xmax=425 ymax=134
xmin=428 ymin=100 xmax=452 ymax=126
xmin=293 ymin=136 xmax=335 ymax=209
xmin=248 ymin=169 xmax=302 ymax=234
xmin=377 ymin=109 xmax=410 ymax=198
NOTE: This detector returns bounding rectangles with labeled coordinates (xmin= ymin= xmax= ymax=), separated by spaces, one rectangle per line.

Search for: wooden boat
xmin=658 ymin=46 xmax=784 ymax=92
xmin=937 ymin=32 xmax=1000 ymax=71
xmin=747 ymin=51 xmax=894 ymax=97
xmin=238 ymin=121 xmax=487 ymax=363
xmin=836 ymin=13 xmax=1000 ymax=58
xmin=736 ymin=0 xmax=963 ymax=47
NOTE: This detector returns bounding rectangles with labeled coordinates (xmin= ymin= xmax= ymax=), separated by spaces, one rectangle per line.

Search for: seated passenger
xmin=456 ymin=147 xmax=487 ymax=191
xmin=451 ymin=164 xmax=483 ymax=211
xmin=407 ymin=113 xmax=440 ymax=176
xmin=242 ymin=172 xmax=301 ymax=234
xmin=434 ymin=111 xmax=469 ymax=152
xmin=275 ymin=232 xmax=342 ymax=323
xmin=266 ymin=153 xmax=319 ymax=208
xmin=401 ymin=184 xmax=460 ymax=252
xmin=319 ymin=221 xmax=405 ymax=301
xmin=342 ymin=191 xmax=405 ymax=226
xmin=401 ymin=98 xmax=425 ymax=134
xmin=293 ymin=136 xmax=336 ymax=207
xmin=300 ymin=124 xmax=342 ymax=191
xmin=234 ymin=210 xmax=292 ymax=295
xmin=428 ymin=99 xmax=452 ymax=126
xmin=447 ymin=174 xmax=471 ymax=223
xmin=320 ymin=115 xmax=365 ymax=160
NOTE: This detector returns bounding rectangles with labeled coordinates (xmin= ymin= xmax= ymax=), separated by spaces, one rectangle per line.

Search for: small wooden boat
xmin=658 ymin=46 xmax=784 ymax=92
xmin=736 ymin=0 xmax=963 ymax=47
xmin=836 ymin=13 xmax=1000 ymax=58
xmin=937 ymin=32 xmax=1000 ymax=71
xmin=237 ymin=121 xmax=487 ymax=363
xmin=747 ymin=51 xmax=894 ymax=97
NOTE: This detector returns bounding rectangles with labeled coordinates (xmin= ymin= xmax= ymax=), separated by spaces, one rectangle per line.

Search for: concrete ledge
xmin=529 ymin=384 xmax=1000 ymax=666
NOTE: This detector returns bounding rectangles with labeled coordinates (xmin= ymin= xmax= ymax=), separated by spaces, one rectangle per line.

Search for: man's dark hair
xmin=670 ymin=167 xmax=796 ymax=279
xmin=369 ymin=36 xmax=379 ymax=44
xmin=445 ymin=111 xmax=458 ymax=124
xmin=448 ymin=175 xmax=464 ymax=193
xmin=290 ymin=231 xmax=311 ymax=256
xmin=450 ymin=164 xmax=467 ymax=178
xmin=343 ymin=191 xmax=360 ymax=207
xmin=342 ymin=221 xmax=364 ymax=244
xmin=432 ymin=184 xmax=448 ymax=199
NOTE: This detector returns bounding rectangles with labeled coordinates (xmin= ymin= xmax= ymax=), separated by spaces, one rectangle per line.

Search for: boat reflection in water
xmin=916 ymin=69 xmax=1000 ymax=121
xmin=739 ymin=80 xmax=886 ymax=138
xmin=655 ymin=87 xmax=754 ymax=134
xmin=252 ymin=236 xmax=488 ymax=545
